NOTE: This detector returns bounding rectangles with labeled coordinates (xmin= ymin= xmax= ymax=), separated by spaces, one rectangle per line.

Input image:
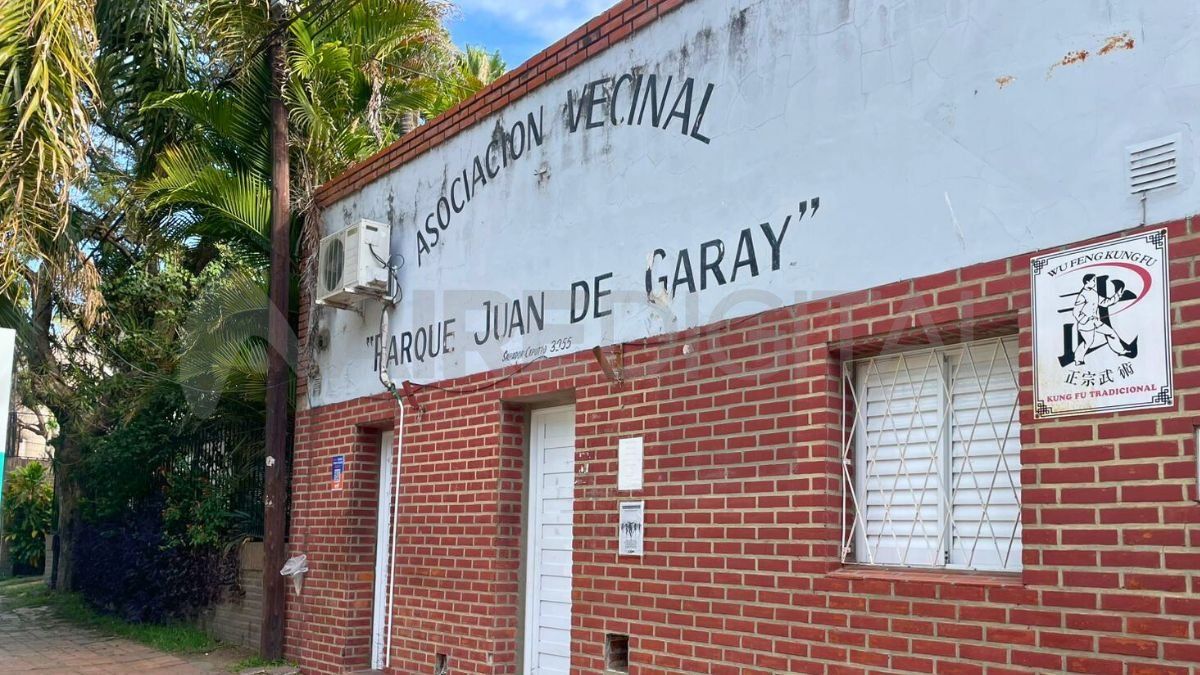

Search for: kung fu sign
xmin=1031 ymin=229 xmax=1172 ymax=418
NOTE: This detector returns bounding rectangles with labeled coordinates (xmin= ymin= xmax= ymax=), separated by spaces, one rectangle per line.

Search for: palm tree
xmin=0 ymin=0 xmax=203 ymax=591
xmin=0 ymin=0 xmax=490 ymax=591
xmin=0 ymin=0 xmax=98 ymax=291
xmin=0 ymin=0 xmax=99 ymax=592
xmin=425 ymin=45 xmax=506 ymax=119
xmin=456 ymin=46 xmax=506 ymax=96
xmin=142 ymin=0 xmax=457 ymax=405
xmin=93 ymin=0 xmax=193 ymax=181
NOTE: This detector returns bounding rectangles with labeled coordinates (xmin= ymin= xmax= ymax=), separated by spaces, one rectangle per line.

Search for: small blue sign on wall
xmin=331 ymin=455 xmax=345 ymax=490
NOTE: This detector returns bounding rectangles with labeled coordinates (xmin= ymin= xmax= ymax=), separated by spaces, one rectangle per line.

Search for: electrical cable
xmin=367 ymin=244 xmax=405 ymax=305
xmin=306 ymin=0 xmax=371 ymax=39
xmin=46 ymin=301 xmax=291 ymax=421
xmin=374 ymin=298 xmax=404 ymax=670
xmin=216 ymin=0 xmax=345 ymax=89
xmin=109 ymin=343 xmax=279 ymax=403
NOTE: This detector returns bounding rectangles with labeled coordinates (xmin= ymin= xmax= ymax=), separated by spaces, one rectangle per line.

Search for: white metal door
xmin=371 ymin=430 xmax=394 ymax=670
xmin=523 ymin=406 xmax=575 ymax=675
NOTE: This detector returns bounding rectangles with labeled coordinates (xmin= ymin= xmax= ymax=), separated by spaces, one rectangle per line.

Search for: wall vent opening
xmin=1128 ymin=134 xmax=1180 ymax=194
xmin=434 ymin=653 xmax=448 ymax=675
xmin=605 ymin=634 xmax=630 ymax=673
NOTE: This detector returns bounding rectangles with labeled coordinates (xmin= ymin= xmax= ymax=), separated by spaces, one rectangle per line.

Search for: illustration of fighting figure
xmin=1071 ymin=273 xmax=1135 ymax=366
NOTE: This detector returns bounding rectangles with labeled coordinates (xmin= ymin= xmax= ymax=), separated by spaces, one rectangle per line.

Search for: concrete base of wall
xmin=198 ymin=541 xmax=264 ymax=650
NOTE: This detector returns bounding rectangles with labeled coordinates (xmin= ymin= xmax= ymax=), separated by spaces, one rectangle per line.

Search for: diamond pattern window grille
xmin=840 ymin=337 xmax=1022 ymax=572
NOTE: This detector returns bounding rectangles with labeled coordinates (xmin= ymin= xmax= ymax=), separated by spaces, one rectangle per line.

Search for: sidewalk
xmin=0 ymin=589 xmax=235 ymax=674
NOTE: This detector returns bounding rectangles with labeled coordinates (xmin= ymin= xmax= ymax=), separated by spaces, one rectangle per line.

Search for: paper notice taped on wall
xmin=617 ymin=437 xmax=643 ymax=490
xmin=618 ymin=501 xmax=644 ymax=556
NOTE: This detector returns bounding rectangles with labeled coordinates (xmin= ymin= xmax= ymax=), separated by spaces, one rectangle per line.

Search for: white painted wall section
xmin=311 ymin=0 xmax=1200 ymax=408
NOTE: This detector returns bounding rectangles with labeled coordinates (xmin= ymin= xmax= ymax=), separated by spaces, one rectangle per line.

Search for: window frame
xmin=840 ymin=336 xmax=1023 ymax=573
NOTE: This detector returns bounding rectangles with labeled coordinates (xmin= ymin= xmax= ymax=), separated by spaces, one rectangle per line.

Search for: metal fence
xmin=2 ymin=409 xmax=286 ymax=540
xmin=175 ymin=421 xmax=289 ymax=539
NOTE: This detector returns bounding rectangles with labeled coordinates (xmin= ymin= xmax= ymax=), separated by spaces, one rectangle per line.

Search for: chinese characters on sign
xmin=1031 ymin=229 xmax=1172 ymax=418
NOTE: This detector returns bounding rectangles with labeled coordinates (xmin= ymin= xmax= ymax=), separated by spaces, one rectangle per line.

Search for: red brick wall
xmin=284 ymin=216 xmax=1200 ymax=675
xmin=287 ymin=415 xmax=389 ymax=672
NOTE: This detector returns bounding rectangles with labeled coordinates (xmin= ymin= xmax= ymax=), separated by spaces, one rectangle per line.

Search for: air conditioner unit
xmin=316 ymin=219 xmax=391 ymax=308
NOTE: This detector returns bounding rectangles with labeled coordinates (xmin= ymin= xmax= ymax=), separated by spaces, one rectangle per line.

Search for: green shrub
xmin=3 ymin=463 xmax=54 ymax=570
xmin=76 ymin=499 xmax=231 ymax=623
xmin=162 ymin=470 xmax=234 ymax=549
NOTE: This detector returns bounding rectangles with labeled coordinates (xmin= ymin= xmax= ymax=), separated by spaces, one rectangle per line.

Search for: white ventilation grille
xmin=1128 ymin=134 xmax=1179 ymax=194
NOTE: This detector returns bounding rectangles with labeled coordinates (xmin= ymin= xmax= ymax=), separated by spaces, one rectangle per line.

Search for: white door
xmin=371 ymin=430 xmax=395 ymax=670
xmin=523 ymin=406 xmax=576 ymax=675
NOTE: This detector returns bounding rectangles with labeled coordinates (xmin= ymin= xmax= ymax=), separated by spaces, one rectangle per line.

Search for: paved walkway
xmin=0 ymin=600 xmax=234 ymax=674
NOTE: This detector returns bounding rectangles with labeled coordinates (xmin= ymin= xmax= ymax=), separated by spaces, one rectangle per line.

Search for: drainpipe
xmin=377 ymin=301 xmax=405 ymax=670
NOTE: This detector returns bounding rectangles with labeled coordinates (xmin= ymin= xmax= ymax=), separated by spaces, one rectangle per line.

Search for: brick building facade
xmin=285 ymin=1 xmax=1200 ymax=673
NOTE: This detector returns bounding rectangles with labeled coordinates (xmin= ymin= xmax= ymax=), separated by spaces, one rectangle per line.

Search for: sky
xmin=448 ymin=0 xmax=615 ymax=68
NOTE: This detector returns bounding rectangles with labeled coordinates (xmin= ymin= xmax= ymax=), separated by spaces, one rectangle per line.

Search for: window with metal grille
xmin=840 ymin=336 xmax=1022 ymax=572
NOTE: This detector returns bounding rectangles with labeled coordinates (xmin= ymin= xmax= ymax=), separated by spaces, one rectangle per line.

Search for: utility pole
xmin=261 ymin=0 xmax=290 ymax=660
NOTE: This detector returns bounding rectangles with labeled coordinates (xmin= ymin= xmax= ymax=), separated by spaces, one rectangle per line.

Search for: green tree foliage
xmin=142 ymin=0 xmax=457 ymax=405
xmin=145 ymin=0 xmax=455 ymax=240
xmin=3 ymin=462 xmax=54 ymax=570
xmin=0 ymin=0 xmax=202 ymax=589
xmin=426 ymin=45 xmax=507 ymax=118
xmin=78 ymin=382 xmax=261 ymax=550
xmin=93 ymin=0 xmax=192 ymax=180
xmin=0 ymin=0 xmax=98 ymax=291
xmin=0 ymin=0 xmax=500 ymax=595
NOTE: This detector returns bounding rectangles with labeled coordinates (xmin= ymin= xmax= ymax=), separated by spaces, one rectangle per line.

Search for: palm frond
xmin=0 ymin=0 xmax=98 ymax=291
xmin=146 ymin=79 xmax=271 ymax=179
xmin=199 ymin=0 xmax=271 ymax=67
xmin=177 ymin=267 xmax=284 ymax=410
xmin=141 ymin=145 xmax=272 ymax=261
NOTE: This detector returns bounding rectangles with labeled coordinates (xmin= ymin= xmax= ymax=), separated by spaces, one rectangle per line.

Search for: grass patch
xmin=49 ymin=594 xmax=219 ymax=653
xmin=0 ymin=577 xmax=218 ymax=654
xmin=0 ymin=577 xmax=52 ymax=608
xmin=230 ymin=655 xmax=293 ymax=672
xmin=0 ymin=575 xmax=43 ymax=589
